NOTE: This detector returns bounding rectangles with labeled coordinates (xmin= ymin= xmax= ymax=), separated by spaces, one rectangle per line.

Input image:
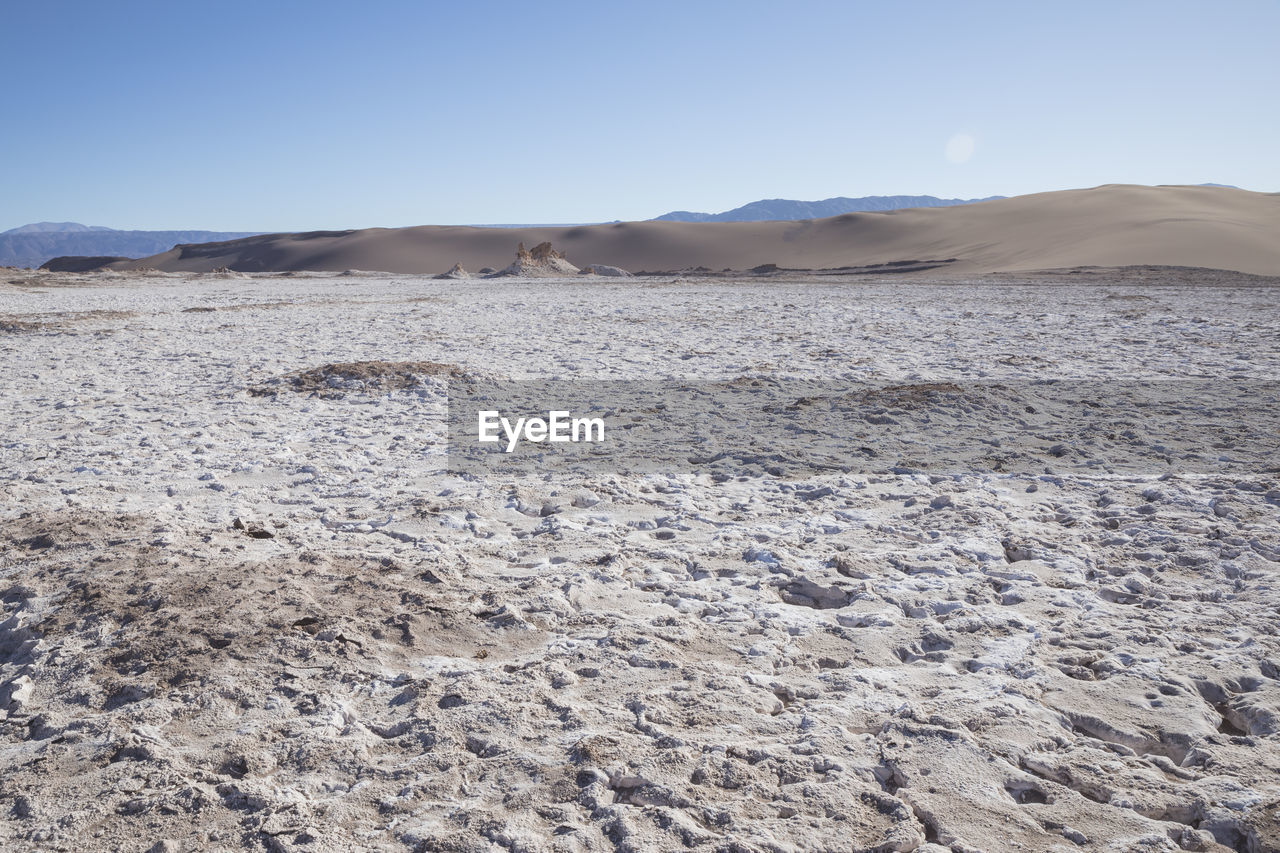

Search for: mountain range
xmin=0 ymin=223 xmax=265 ymax=269
xmin=652 ymin=195 xmax=1006 ymax=222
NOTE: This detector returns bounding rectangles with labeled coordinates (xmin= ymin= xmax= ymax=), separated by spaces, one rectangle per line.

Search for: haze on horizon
xmin=3 ymin=0 xmax=1276 ymax=233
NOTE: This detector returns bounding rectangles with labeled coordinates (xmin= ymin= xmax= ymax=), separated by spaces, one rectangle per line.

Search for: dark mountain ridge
xmin=653 ymin=194 xmax=1006 ymax=222
xmin=0 ymin=223 xmax=266 ymax=268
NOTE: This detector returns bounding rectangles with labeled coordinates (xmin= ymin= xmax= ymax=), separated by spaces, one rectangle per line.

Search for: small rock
xmin=571 ymin=490 xmax=601 ymax=508
xmin=232 ymin=518 xmax=274 ymax=539
xmin=1062 ymin=827 xmax=1088 ymax=845
xmin=548 ymin=666 xmax=578 ymax=689
xmin=579 ymin=264 xmax=634 ymax=277
xmin=5 ymin=675 xmax=33 ymax=710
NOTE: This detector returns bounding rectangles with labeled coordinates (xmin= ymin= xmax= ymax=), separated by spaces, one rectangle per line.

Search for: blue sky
xmin=3 ymin=0 xmax=1276 ymax=230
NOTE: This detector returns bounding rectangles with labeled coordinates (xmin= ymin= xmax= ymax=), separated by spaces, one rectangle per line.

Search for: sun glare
xmin=945 ymin=133 xmax=976 ymax=164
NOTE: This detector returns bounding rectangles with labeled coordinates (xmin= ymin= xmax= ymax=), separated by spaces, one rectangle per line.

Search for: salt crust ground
xmin=1 ymin=268 xmax=1278 ymax=852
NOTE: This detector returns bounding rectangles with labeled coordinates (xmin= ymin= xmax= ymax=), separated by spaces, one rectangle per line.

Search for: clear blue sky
xmin=3 ymin=0 xmax=1276 ymax=231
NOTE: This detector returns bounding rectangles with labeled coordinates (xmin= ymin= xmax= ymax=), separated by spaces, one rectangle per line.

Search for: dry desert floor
xmin=1 ymin=267 xmax=1279 ymax=853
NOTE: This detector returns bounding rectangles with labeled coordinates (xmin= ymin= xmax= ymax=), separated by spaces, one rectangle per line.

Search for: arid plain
xmin=2 ymin=263 xmax=1278 ymax=852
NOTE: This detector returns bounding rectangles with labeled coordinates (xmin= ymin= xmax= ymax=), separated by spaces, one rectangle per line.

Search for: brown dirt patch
xmin=181 ymin=302 xmax=291 ymax=313
xmin=249 ymin=360 xmax=468 ymax=397
xmin=0 ymin=318 xmax=44 ymax=333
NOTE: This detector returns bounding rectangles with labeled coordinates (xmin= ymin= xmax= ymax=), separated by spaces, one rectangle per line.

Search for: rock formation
xmin=435 ymin=263 xmax=472 ymax=280
xmin=579 ymin=264 xmax=634 ymax=277
xmin=490 ymin=242 xmax=580 ymax=277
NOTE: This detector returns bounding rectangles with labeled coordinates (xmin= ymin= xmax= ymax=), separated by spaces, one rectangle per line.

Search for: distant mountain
xmin=653 ymin=195 xmax=1006 ymax=223
xmin=3 ymin=221 xmax=117 ymax=234
xmin=0 ymin=223 xmax=266 ymax=268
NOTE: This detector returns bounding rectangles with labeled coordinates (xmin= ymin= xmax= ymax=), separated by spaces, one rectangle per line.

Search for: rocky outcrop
xmin=489 ymin=242 xmax=580 ymax=277
xmin=435 ymin=263 xmax=472 ymax=280
xmin=579 ymin=264 xmax=634 ymax=277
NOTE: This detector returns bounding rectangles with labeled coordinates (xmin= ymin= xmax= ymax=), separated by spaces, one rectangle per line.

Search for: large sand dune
xmin=109 ymin=184 xmax=1280 ymax=276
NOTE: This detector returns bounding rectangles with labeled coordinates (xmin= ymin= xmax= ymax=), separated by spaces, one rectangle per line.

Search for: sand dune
xmin=108 ymin=184 xmax=1280 ymax=276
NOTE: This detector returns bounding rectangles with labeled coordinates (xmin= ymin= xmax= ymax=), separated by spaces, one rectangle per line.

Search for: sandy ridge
xmin=101 ymin=185 xmax=1280 ymax=277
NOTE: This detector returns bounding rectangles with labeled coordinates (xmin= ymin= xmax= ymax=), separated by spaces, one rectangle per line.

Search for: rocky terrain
xmin=1 ymin=267 xmax=1278 ymax=852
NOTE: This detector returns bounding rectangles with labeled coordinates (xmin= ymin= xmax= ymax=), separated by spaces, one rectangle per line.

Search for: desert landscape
xmin=6 ymin=1 xmax=1278 ymax=848
xmin=2 ymin=256 xmax=1278 ymax=852
xmin=45 ymin=185 xmax=1280 ymax=279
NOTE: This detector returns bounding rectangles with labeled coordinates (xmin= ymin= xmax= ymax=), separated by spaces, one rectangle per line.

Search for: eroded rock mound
xmin=579 ymin=264 xmax=634 ymax=277
xmin=200 ymin=267 xmax=249 ymax=279
xmin=435 ymin=263 xmax=472 ymax=280
xmin=490 ymin=242 xmax=580 ymax=277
